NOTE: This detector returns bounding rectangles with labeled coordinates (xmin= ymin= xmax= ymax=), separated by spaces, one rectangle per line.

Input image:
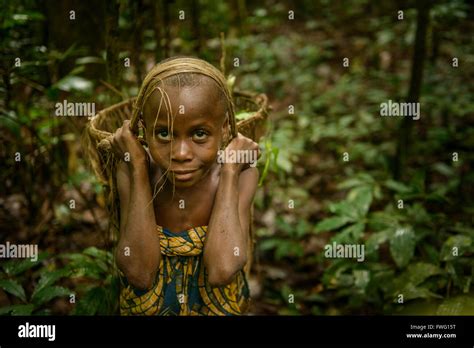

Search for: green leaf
xmin=275 ymin=242 xmax=303 ymax=260
xmin=235 ymin=111 xmax=254 ymax=121
xmin=337 ymin=173 xmax=375 ymax=190
xmin=82 ymin=247 xmax=112 ymax=272
xmin=410 ymin=171 xmax=426 ymax=194
xmin=353 ymin=270 xmax=370 ymax=291
xmin=315 ymin=216 xmax=351 ymax=233
xmin=328 ymin=201 xmax=359 ymax=220
xmin=331 ymin=222 xmax=365 ymax=244
xmin=337 ymin=178 xmax=365 ymax=190
xmin=259 ymin=239 xmax=280 ymax=251
xmin=368 ymin=211 xmax=403 ymax=231
xmin=62 ymin=253 xmax=106 ymax=279
xmin=436 ymin=295 xmax=474 ymax=315
xmin=349 ymin=186 xmax=373 ymax=218
xmin=387 ymin=264 xmax=442 ymax=298
xmin=258 ymin=146 xmax=272 ymax=186
xmin=83 ymin=246 xmax=108 ymax=259
xmin=450 ymin=223 xmax=474 ymax=237
xmin=0 ymin=304 xmax=34 ymax=316
xmin=432 ymin=162 xmax=455 ymax=177
xmin=397 ymin=283 xmax=443 ymax=301
xmin=389 ymin=227 xmax=415 ymax=268
xmin=75 ymin=56 xmax=104 ymax=65
xmin=0 ymin=279 xmax=26 ymax=302
xmin=31 ymin=286 xmax=71 ymax=306
xmin=295 ymin=220 xmax=310 ymax=238
xmin=227 ymin=74 xmax=236 ymax=91
xmin=34 ymin=308 xmax=52 ymax=316
xmin=440 ymin=235 xmax=472 ymax=261
xmin=32 ymin=268 xmax=71 ymax=299
xmin=1 ymin=252 xmax=49 ymax=276
xmin=54 ymin=76 xmax=93 ymax=93
xmin=405 ymin=262 xmax=443 ymax=286
xmin=365 ymin=229 xmax=391 ymax=254
xmin=73 ymin=287 xmax=109 ymax=315
xmin=384 ymin=180 xmax=413 ymax=193
xmin=13 ymin=304 xmax=35 ymax=315
xmin=12 ymin=12 xmax=45 ymax=22
xmin=421 ymin=243 xmax=440 ymax=264
xmin=1 ymin=114 xmax=21 ymax=137
xmin=0 ymin=305 xmax=14 ymax=315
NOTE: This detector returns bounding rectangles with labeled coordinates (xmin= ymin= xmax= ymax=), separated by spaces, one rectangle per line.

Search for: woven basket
xmin=91 ymin=90 xmax=268 ymax=146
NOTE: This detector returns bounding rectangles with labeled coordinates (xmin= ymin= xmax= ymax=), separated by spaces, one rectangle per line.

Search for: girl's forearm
xmin=204 ymin=166 xmax=247 ymax=285
xmin=117 ymin=161 xmax=161 ymax=289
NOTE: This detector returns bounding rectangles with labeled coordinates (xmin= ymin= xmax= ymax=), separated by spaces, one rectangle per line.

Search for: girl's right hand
xmin=110 ymin=120 xmax=147 ymax=166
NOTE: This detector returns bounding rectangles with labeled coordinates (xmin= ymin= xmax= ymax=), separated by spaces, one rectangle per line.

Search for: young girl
xmin=109 ymin=57 xmax=260 ymax=315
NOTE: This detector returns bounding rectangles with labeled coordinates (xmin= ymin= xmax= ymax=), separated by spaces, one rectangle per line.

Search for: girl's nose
xmin=172 ymin=139 xmax=193 ymax=162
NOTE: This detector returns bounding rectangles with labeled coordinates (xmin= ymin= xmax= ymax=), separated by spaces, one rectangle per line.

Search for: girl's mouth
xmin=172 ymin=169 xmax=198 ymax=181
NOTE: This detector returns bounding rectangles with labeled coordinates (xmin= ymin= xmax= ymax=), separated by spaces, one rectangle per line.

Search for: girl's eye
xmin=193 ymin=130 xmax=208 ymax=141
xmin=157 ymin=130 xmax=171 ymax=141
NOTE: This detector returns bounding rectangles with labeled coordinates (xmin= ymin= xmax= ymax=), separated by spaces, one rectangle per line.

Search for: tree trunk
xmin=132 ymin=0 xmax=145 ymax=85
xmin=45 ymin=0 xmax=105 ymax=81
xmin=191 ymin=0 xmax=201 ymax=54
xmin=153 ymin=0 xmax=163 ymax=62
xmin=230 ymin=0 xmax=247 ymax=36
xmin=393 ymin=1 xmax=431 ymax=180
xmin=163 ymin=0 xmax=171 ymax=58
xmin=105 ymin=0 xmax=121 ymax=102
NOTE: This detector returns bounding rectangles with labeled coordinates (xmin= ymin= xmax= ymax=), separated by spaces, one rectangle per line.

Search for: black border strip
xmin=0 ymin=316 xmax=473 ymax=345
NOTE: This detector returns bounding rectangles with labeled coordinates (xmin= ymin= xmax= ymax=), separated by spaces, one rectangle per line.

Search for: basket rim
xmin=91 ymin=89 xmax=269 ymax=122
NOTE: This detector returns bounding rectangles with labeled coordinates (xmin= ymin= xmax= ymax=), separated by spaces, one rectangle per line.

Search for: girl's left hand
xmin=220 ymin=133 xmax=261 ymax=173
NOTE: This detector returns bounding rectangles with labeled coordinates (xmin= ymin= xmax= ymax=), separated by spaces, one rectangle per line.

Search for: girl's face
xmin=143 ymin=81 xmax=227 ymax=188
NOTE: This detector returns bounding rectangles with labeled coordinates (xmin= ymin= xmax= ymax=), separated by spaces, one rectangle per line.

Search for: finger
xmin=122 ymin=120 xmax=132 ymax=135
xmin=109 ymin=137 xmax=122 ymax=159
xmin=116 ymin=124 xmax=124 ymax=139
xmin=114 ymin=129 xmax=124 ymax=148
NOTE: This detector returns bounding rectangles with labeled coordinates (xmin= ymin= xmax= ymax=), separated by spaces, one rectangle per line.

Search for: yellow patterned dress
xmin=119 ymin=225 xmax=250 ymax=315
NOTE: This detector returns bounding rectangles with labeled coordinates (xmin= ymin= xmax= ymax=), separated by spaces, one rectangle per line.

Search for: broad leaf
xmin=32 ymin=268 xmax=71 ymax=299
xmin=353 ymin=270 xmax=370 ymax=291
xmin=389 ymin=227 xmax=415 ymax=268
xmin=73 ymin=287 xmax=109 ymax=315
xmin=384 ymin=180 xmax=412 ymax=193
xmin=331 ymin=222 xmax=365 ymax=244
xmin=315 ymin=216 xmax=351 ymax=233
xmin=0 ymin=279 xmax=26 ymax=302
xmin=31 ymin=286 xmax=71 ymax=306
xmin=259 ymin=239 xmax=280 ymax=251
xmin=75 ymin=56 xmax=104 ymax=65
xmin=405 ymin=262 xmax=443 ymax=286
xmin=54 ymin=76 xmax=93 ymax=93
xmin=397 ymin=283 xmax=443 ymax=302
xmin=365 ymin=229 xmax=391 ymax=254
xmin=440 ymin=235 xmax=472 ymax=261
xmin=349 ymin=186 xmax=373 ymax=218
xmin=436 ymin=295 xmax=474 ymax=315
xmin=328 ymin=201 xmax=359 ymax=220
xmin=0 ymin=304 xmax=34 ymax=316
xmin=1 ymin=252 xmax=48 ymax=276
